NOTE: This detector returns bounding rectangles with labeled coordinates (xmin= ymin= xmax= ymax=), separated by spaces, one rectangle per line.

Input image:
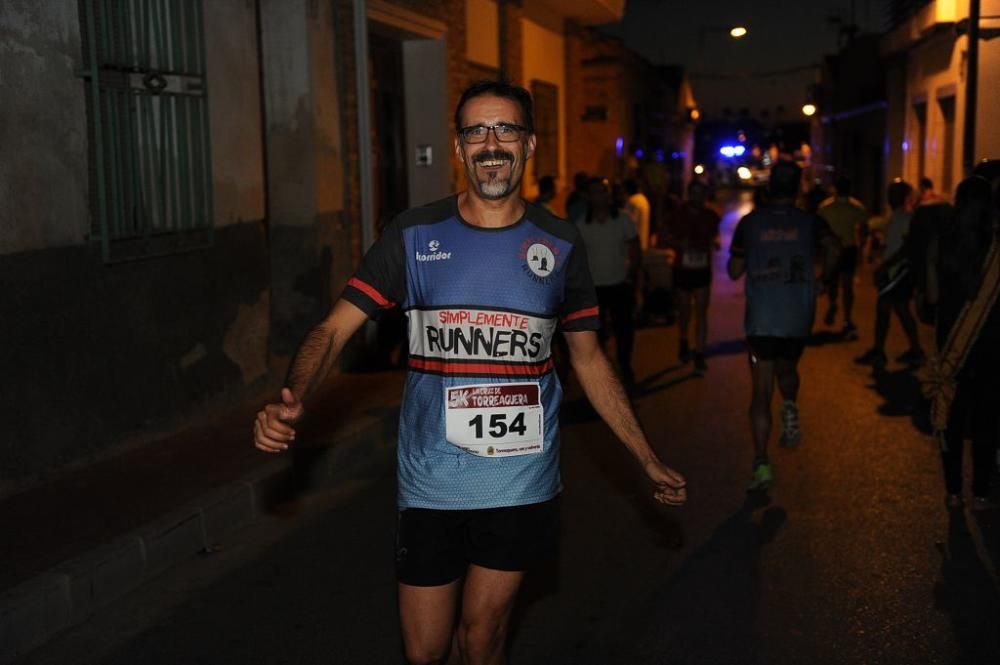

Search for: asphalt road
xmin=22 ymin=191 xmax=1000 ymax=665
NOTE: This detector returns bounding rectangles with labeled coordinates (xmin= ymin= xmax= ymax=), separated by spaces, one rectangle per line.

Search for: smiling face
xmin=454 ymin=94 xmax=535 ymax=202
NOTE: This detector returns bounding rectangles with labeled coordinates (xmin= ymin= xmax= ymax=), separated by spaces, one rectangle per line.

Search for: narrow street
xmin=21 ymin=191 xmax=1000 ymax=665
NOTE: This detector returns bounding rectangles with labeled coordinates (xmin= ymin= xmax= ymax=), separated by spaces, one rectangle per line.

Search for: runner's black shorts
xmin=747 ymin=336 xmax=806 ymax=363
xmin=673 ymin=268 xmax=712 ymax=291
xmin=395 ymin=496 xmax=560 ymax=587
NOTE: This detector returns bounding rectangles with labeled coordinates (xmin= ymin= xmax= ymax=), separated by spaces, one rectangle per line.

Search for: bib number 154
xmin=467 ymin=412 xmax=528 ymax=439
xmin=444 ymin=383 xmax=544 ymax=457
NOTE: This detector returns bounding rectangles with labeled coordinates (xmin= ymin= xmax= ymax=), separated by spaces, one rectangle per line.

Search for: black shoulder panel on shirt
xmin=392 ymin=195 xmax=458 ymax=230
xmin=523 ymin=200 xmax=579 ymax=243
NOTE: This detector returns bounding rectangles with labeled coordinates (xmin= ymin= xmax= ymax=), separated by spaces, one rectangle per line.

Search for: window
xmin=913 ymin=102 xmax=927 ymax=183
xmin=939 ymin=96 xmax=956 ymax=196
xmin=531 ymin=80 xmax=559 ymax=180
xmin=79 ymin=0 xmax=213 ymax=262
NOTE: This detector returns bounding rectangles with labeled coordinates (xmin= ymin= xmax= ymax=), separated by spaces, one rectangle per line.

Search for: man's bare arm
xmin=727 ymin=256 xmax=746 ymax=280
xmin=563 ymin=330 xmax=686 ymax=504
xmin=286 ymin=298 xmax=370 ymax=405
xmin=254 ymin=299 xmax=369 ymax=453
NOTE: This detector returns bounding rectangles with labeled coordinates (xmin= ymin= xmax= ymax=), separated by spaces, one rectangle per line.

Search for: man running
xmin=817 ymin=176 xmax=867 ymax=334
xmin=729 ymin=161 xmax=840 ymax=490
xmin=664 ymin=180 xmax=721 ymax=372
xmin=253 ymin=80 xmax=686 ymax=665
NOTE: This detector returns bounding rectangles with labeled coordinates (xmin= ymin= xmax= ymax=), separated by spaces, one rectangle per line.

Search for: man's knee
xmin=457 ymin=616 xmax=507 ymax=661
xmin=403 ymin=643 xmax=451 ymax=665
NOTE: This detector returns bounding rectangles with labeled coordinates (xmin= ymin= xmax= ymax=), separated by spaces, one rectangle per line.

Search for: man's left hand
xmin=644 ymin=459 xmax=687 ymax=505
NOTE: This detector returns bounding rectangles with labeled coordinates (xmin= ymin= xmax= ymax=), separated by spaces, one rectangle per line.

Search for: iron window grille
xmin=78 ymin=0 xmax=213 ymax=263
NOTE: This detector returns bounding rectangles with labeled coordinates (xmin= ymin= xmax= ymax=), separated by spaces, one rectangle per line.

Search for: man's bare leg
xmin=456 ymin=565 xmax=525 ymax=665
xmin=693 ymin=286 xmax=710 ymax=354
xmin=399 ymin=580 xmax=461 ymax=665
xmin=750 ymin=357 xmax=776 ymax=459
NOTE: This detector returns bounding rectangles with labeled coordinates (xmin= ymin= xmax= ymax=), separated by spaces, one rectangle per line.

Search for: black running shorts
xmin=673 ymin=268 xmax=712 ymax=291
xmin=395 ymin=497 xmax=560 ymax=587
xmin=747 ymin=336 xmax=806 ymax=363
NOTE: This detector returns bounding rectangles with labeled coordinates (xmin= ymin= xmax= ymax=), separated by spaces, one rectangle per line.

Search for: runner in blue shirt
xmin=253 ymin=80 xmax=686 ymax=665
xmin=729 ymin=160 xmax=839 ymax=491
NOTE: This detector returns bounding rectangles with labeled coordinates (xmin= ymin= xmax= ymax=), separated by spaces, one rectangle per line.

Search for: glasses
xmin=458 ymin=123 xmax=527 ymax=144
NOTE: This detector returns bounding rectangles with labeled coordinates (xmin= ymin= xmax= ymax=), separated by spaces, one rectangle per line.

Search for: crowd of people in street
xmin=252 ymin=80 xmax=999 ymax=664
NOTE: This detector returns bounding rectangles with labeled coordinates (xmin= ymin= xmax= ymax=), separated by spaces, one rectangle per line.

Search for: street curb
xmin=0 ymin=407 xmax=399 ymax=664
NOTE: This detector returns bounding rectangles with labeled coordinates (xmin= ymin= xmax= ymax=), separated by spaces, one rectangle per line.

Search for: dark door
xmin=369 ymin=32 xmax=409 ymax=234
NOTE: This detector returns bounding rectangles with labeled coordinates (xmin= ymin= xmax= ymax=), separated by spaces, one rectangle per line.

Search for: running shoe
xmin=854 ymin=348 xmax=887 ymax=367
xmin=824 ymin=304 xmax=837 ymax=326
xmin=779 ymin=400 xmax=801 ymax=448
xmin=693 ymin=352 xmax=708 ymax=373
xmin=747 ymin=459 xmax=774 ymax=491
xmin=895 ymin=348 xmax=927 ymax=367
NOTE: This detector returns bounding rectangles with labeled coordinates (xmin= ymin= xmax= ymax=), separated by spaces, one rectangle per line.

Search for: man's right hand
xmin=254 ymin=388 xmax=304 ymax=453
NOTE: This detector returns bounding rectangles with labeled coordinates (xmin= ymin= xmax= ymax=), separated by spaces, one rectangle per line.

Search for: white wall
xmin=465 ymin=0 xmax=499 ymax=68
xmin=521 ymin=17 xmax=566 ymax=198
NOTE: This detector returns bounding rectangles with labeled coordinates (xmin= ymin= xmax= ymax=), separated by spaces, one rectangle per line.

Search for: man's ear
xmin=454 ymin=136 xmax=462 ymax=160
xmin=525 ymin=133 xmax=536 ymax=161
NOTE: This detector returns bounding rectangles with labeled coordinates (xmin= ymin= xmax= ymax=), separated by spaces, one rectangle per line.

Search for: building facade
xmin=3 ymin=0 xmax=675 ymax=494
xmin=882 ymin=0 xmax=1000 ymax=200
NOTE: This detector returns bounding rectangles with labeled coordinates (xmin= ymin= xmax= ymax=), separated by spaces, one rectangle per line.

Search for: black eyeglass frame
xmin=457 ymin=123 xmax=529 ymax=144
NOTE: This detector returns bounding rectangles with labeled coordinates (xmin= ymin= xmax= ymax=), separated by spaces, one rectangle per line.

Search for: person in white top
xmin=625 ymin=178 xmax=651 ymax=251
xmin=577 ymin=177 xmax=641 ymax=387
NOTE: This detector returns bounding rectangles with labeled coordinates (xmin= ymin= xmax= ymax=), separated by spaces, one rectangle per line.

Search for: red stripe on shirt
xmin=561 ymin=306 xmax=599 ymax=324
xmin=347 ymin=277 xmax=394 ymax=309
xmin=408 ymin=357 xmax=555 ymax=377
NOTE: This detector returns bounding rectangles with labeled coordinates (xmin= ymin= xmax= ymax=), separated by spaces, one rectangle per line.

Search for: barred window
xmin=78 ymin=0 xmax=213 ymax=262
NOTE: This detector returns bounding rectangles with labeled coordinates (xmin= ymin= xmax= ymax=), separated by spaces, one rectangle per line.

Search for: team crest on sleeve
xmin=520 ymin=238 xmax=561 ymax=284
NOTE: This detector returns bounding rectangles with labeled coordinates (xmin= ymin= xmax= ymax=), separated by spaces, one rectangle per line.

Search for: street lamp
xmin=801 ymin=103 xmax=817 ymax=117
xmin=699 ymin=25 xmax=749 ymax=47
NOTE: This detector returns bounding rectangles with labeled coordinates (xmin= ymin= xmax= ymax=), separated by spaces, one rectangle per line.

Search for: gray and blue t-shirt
xmin=730 ymin=205 xmax=834 ymax=339
xmin=342 ymin=195 xmax=600 ymax=510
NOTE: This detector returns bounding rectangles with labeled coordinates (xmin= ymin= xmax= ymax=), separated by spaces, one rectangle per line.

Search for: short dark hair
xmin=919 ymin=177 xmax=933 ymax=191
xmin=834 ymin=176 xmax=852 ymax=196
xmin=769 ymin=160 xmax=802 ymax=199
xmin=623 ymin=178 xmax=639 ymax=195
xmin=454 ymin=80 xmax=534 ymax=134
xmin=887 ymin=178 xmax=913 ymax=209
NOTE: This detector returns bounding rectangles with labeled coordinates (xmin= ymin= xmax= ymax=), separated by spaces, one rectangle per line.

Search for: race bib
xmin=681 ymin=250 xmax=709 ymax=269
xmin=444 ymin=383 xmax=544 ymax=457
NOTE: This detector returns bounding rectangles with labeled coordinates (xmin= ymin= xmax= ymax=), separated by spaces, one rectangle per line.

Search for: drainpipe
xmin=353 ymin=0 xmax=375 ymax=252
xmin=963 ymin=0 xmax=980 ymax=176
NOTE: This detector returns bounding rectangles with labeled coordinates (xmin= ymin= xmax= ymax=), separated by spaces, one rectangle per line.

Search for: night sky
xmin=603 ymin=0 xmax=885 ymax=119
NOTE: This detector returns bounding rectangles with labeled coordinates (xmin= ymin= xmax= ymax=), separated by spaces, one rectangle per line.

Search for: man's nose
xmin=483 ymin=126 xmax=502 ymax=149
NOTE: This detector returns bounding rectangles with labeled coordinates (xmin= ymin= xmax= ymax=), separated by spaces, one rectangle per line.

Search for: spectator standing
xmin=565 ymin=171 xmax=589 ymax=222
xmin=855 ymin=179 xmax=926 ymax=367
xmin=664 ymin=180 xmax=721 ymax=372
xmin=927 ymin=176 xmax=1000 ymax=510
xmin=624 ymin=178 xmax=652 ymax=251
xmin=817 ymin=176 xmax=868 ymax=333
xmin=578 ymin=177 xmax=641 ymax=387
xmin=535 ymin=174 xmax=557 ymax=215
